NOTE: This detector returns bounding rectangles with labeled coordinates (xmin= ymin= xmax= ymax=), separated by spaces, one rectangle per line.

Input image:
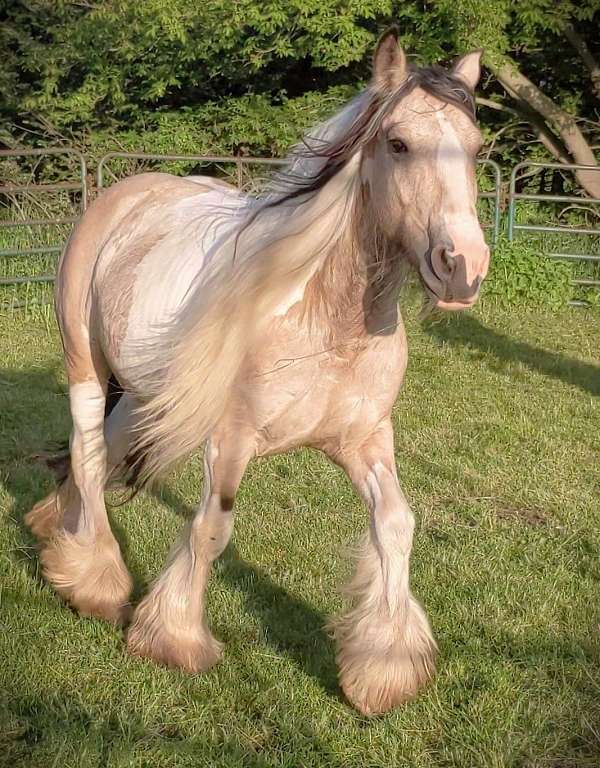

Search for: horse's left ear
xmin=452 ymin=50 xmax=484 ymax=91
xmin=372 ymin=27 xmax=408 ymax=92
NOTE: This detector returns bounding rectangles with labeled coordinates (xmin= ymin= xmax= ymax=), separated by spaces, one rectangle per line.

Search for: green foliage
xmin=87 ymin=86 xmax=356 ymax=160
xmin=2 ymin=0 xmax=392 ymax=133
xmin=483 ymin=238 xmax=573 ymax=309
xmin=1 ymin=0 xmax=597 ymax=177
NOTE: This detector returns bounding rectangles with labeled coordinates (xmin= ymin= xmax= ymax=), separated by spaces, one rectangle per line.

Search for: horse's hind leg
xmin=25 ymin=381 xmax=131 ymax=540
xmin=330 ymin=419 xmax=437 ymax=715
xmin=28 ymin=367 xmax=132 ymax=624
xmin=127 ymin=430 xmax=253 ymax=672
xmin=24 ymin=474 xmax=77 ymax=541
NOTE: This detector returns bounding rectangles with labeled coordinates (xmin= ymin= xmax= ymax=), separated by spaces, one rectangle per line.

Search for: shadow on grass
xmin=0 ymin=365 xmax=70 ymax=585
xmin=425 ymin=313 xmax=600 ymax=396
xmin=149 ymin=485 xmax=340 ymax=697
xmin=1 ymin=692 xmax=338 ymax=767
xmin=0 ymin=365 xmax=339 ymax=702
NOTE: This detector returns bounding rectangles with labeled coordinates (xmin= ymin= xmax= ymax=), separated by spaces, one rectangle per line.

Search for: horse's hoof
xmin=127 ymin=600 xmax=222 ymax=673
xmin=339 ymin=644 xmax=436 ymax=715
xmin=74 ymin=594 xmax=133 ymax=626
xmin=40 ymin=531 xmax=133 ymax=625
xmin=335 ymin=598 xmax=437 ymax=715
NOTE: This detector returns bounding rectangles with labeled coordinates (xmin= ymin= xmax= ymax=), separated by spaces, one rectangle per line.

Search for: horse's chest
xmin=241 ymin=327 xmax=407 ymax=456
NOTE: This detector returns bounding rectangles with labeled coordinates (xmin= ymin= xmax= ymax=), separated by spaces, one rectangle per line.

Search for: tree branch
xmin=562 ymin=24 xmax=600 ymax=101
xmin=481 ymin=80 xmax=571 ymax=164
xmin=475 ymin=97 xmax=519 ymax=116
xmin=490 ymin=57 xmax=600 ymax=197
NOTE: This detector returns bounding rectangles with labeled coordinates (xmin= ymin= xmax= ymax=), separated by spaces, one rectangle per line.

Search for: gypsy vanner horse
xmin=26 ymin=30 xmax=489 ymax=714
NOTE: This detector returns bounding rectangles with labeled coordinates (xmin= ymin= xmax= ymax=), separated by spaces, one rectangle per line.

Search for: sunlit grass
xmin=1 ymin=299 xmax=599 ymax=767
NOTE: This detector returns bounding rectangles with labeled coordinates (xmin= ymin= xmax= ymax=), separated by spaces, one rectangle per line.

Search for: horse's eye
xmin=389 ymin=138 xmax=408 ymax=154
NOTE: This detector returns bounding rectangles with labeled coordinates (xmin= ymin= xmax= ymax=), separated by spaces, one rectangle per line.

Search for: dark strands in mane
xmin=262 ymin=64 xmax=476 ymax=213
xmin=232 ymin=64 xmax=474 ymax=262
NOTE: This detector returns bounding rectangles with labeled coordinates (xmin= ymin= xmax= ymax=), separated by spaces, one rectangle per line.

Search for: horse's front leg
xmin=127 ymin=429 xmax=253 ymax=673
xmin=331 ymin=420 xmax=437 ymax=715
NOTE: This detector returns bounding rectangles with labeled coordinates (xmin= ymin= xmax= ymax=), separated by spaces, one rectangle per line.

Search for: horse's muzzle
xmin=420 ymin=242 xmax=489 ymax=311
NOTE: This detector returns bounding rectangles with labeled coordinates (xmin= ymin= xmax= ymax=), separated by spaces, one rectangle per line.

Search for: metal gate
xmin=0 ymin=148 xmax=87 ymax=286
xmin=97 ymin=152 xmax=287 ymax=193
xmin=508 ymin=161 xmax=600 ymax=300
xmin=0 ymin=150 xmax=502 ymax=285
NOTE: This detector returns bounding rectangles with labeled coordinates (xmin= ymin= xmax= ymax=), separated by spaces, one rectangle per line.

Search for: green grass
xmin=1 ymin=299 xmax=599 ymax=768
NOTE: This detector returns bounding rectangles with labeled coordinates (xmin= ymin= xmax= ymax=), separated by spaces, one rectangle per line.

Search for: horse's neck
xmin=301 ymin=211 xmax=404 ymax=341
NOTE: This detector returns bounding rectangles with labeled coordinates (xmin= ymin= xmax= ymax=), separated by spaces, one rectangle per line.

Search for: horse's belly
xmin=255 ymin=384 xmax=396 ymax=456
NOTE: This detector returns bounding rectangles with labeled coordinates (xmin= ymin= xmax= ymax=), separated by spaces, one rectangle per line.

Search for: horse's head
xmin=363 ymin=29 xmax=489 ymax=311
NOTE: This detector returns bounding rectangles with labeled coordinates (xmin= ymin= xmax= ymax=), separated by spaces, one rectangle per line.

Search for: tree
xmin=1 ymin=0 xmax=598 ymax=196
xmin=443 ymin=0 xmax=600 ymax=197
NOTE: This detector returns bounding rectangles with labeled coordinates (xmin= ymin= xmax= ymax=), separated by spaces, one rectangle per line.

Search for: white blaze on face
xmin=435 ymin=110 xmax=488 ymax=285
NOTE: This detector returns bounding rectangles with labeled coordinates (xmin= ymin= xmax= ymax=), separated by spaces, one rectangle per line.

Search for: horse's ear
xmin=372 ymin=27 xmax=408 ymax=92
xmin=452 ymin=50 xmax=483 ymax=91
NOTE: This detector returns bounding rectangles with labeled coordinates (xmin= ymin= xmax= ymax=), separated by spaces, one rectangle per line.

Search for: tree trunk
xmin=476 ymin=96 xmax=571 ymax=163
xmin=491 ymin=58 xmax=600 ymax=198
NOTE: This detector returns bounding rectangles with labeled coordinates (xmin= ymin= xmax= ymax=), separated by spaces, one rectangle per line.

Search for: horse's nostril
xmin=441 ymin=250 xmax=456 ymax=274
xmin=430 ymin=245 xmax=456 ymax=281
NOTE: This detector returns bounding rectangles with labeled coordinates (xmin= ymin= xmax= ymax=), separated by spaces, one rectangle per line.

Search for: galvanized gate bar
xmin=508 ymin=161 xmax=600 ymax=299
xmin=476 ymin=159 xmax=502 ymax=246
xmin=0 ymin=216 xmax=79 ymax=228
xmin=0 ymin=245 xmax=63 ymax=257
xmin=0 ymin=274 xmax=56 ymax=286
xmin=0 ymin=148 xmax=87 ymax=285
xmin=97 ymin=152 xmax=286 ymax=188
xmin=515 ymin=223 xmax=599 ymax=236
xmin=546 ymin=253 xmax=600 ymax=262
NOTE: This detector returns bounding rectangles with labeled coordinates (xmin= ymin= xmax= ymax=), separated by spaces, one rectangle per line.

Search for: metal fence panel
xmin=507 ymin=161 xmax=600 ymax=289
xmin=9 ymin=149 xmax=600 ymax=292
xmin=98 ymin=151 xmax=502 ymax=237
xmin=97 ymin=152 xmax=288 ymax=192
xmin=0 ymin=148 xmax=87 ymax=286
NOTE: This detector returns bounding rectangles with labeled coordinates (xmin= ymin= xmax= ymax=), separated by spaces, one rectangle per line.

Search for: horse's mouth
xmin=430 ymin=294 xmax=476 ymax=311
xmin=418 ymin=258 xmax=480 ymax=311
xmin=419 ymin=276 xmax=478 ymax=312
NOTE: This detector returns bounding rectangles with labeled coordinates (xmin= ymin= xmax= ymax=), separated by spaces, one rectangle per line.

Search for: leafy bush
xmin=482 ymin=238 xmax=573 ymax=309
xmin=3 ymin=0 xmax=598 ymax=184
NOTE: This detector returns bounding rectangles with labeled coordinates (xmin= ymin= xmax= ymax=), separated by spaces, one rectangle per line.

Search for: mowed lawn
xmin=1 ymin=299 xmax=599 ymax=768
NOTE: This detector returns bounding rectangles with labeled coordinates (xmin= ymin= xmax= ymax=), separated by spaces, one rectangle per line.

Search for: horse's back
xmin=56 ymin=172 xmax=242 ymax=383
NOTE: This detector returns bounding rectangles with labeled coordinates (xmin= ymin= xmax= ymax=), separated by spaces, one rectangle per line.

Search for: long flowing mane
xmin=127 ymin=64 xmax=476 ymax=483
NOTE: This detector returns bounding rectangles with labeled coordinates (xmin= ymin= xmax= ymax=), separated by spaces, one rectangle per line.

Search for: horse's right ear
xmin=372 ymin=27 xmax=408 ymax=93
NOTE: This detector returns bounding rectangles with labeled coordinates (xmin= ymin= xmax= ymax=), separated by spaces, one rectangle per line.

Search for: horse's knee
xmin=191 ymin=501 xmax=234 ymax=562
